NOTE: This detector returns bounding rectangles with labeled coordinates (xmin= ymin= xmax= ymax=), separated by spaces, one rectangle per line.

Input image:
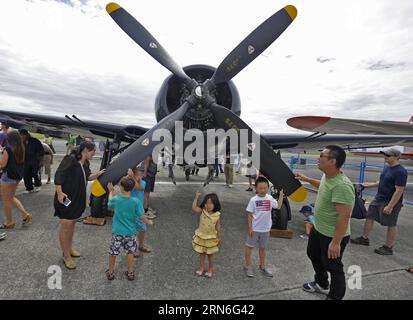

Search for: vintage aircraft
xmin=287 ymin=116 xmax=413 ymax=160
xmin=2 ymin=3 xmax=413 ymax=208
xmin=287 ymin=116 xmax=413 ymax=135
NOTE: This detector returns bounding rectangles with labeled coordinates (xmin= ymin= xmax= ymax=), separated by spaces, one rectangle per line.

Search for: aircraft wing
xmin=3 ymin=109 xmax=413 ymax=152
xmin=286 ymin=116 xmax=413 ymax=135
xmin=261 ymin=132 xmax=413 ymax=151
xmin=0 ymin=110 xmax=148 ymax=142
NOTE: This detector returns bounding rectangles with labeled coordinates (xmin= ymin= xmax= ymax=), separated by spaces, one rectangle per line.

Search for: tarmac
xmin=0 ymin=142 xmax=412 ymax=300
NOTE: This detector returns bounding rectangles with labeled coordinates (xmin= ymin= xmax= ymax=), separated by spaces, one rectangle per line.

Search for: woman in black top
xmin=0 ymin=131 xmax=32 ymax=229
xmin=54 ymin=141 xmax=104 ymax=270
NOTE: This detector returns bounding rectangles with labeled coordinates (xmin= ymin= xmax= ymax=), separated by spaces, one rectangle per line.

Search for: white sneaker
xmin=145 ymin=212 xmax=157 ymax=219
xmin=148 ymin=207 xmax=157 ymax=214
xmin=228 ymin=184 xmax=233 ymax=188
xmin=23 ymin=189 xmax=36 ymax=194
xmin=34 ymin=187 xmax=41 ymax=192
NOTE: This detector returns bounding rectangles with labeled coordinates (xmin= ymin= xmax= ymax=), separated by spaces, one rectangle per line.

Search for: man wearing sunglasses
xmin=295 ymin=145 xmax=355 ymax=300
xmin=351 ymin=148 xmax=407 ymax=256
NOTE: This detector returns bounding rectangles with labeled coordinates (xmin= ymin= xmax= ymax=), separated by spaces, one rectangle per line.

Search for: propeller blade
xmin=209 ymin=103 xmax=306 ymax=202
xmin=91 ymin=102 xmax=190 ymax=196
xmin=106 ymin=3 xmax=192 ymax=85
xmin=211 ymin=5 xmax=297 ymax=85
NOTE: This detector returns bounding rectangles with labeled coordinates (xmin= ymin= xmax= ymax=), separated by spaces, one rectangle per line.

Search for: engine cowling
xmin=154 ymin=64 xmax=241 ymax=122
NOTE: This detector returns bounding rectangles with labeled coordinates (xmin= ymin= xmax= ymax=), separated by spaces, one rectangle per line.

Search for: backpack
xmin=351 ymin=184 xmax=367 ymax=219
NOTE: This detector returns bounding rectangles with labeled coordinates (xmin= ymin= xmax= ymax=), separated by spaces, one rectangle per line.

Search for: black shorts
xmin=366 ymin=200 xmax=403 ymax=227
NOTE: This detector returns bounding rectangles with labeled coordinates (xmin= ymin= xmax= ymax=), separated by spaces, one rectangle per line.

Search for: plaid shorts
xmin=109 ymin=234 xmax=137 ymax=256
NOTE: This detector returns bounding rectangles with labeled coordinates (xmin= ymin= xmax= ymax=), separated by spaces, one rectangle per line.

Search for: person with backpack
xmin=0 ymin=131 xmax=32 ymax=229
xmin=19 ymin=129 xmax=44 ymax=193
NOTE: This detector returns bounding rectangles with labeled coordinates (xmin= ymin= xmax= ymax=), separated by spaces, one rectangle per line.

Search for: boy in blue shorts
xmin=128 ymin=166 xmax=152 ymax=257
xmin=106 ymin=176 xmax=152 ymax=281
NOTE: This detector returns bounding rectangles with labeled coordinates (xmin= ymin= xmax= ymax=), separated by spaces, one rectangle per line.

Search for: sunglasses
xmin=319 ymin=153 xmax=334 ymax=159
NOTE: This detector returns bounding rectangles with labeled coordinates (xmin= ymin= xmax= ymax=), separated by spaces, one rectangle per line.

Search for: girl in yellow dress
xmin=192 ymin=191 xmax=222 ymax=278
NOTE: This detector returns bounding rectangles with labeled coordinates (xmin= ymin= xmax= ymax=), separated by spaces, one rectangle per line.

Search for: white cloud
xmin=0 ymin=0 xmax=412 ymax=133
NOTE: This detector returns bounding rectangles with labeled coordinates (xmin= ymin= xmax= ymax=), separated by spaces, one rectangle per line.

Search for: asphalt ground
xmin=0 ymin=140 xmax=412 ymax=300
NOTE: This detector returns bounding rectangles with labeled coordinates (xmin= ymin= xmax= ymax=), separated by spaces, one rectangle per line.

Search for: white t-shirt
xmin=246 ymin=194 xmax=278 ymax=232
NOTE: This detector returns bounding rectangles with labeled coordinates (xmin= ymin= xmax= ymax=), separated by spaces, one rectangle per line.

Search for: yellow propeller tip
xmin=91 ymin=180 xmax=106 ymax=197
xmin=106 ymin=2 xmax=121 ymax=14
xmin=284 ymin=5 xmax=297 ymax=20
xmin=288 ymin=185 xmax=307 ymax=202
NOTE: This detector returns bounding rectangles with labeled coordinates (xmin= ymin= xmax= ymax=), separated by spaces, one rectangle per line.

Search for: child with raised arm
xmin=191 ymin=191 xmax=222 ymax=278
xmin=106 ymin=176 xmax=152 ymax=281
xmin=244 ymin=176 xmax=283 ymax=278
xmin=128 ymin=166 xmax=152 ymax=257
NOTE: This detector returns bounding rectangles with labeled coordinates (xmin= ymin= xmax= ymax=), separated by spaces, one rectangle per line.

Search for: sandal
xmin=0 ymin=223 xmax=15 ymax=229
xmin=105 ymin=269 xmax=115 ymax=280
xmin=62 ymin=258 xmax=76 ymax=270
xmin=22 ymin=213 xmax=32 ymax=225
xmin=70 ymin=249 xmax=81 ymax=258
xmin=125 ymin=271 xmax=135 ymax=281
xmin=133 ymin=251 xmax=142 ymax=258
xmin=138 ymin=245 xmax=152 ymax=253
xmin=406 ymin=268 xmax=413 ymax=274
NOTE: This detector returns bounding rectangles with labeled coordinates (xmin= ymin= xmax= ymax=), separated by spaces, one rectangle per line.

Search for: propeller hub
xmin=195 ymin=86 xmax=203 ymax=97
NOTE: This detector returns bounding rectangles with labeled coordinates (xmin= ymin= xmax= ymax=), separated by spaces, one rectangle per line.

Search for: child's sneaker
xmin=244 ymin=266 xmax=254 ymax=278
xmin=145 ymin=212 xmax=156 ymax=219
xmin=105 ymin=269 xmax=115 ymax=280
xmin=259 ymin=266 xmax=273 ymax=278
xmin=302 ymin=281 xmax=329 ymax=295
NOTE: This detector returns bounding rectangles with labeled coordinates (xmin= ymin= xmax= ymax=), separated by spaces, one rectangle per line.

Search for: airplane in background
xmin=287 ymin=115 xmax=413 ymax=135
xmin=287 ymin=116 xmax=413 ymax=161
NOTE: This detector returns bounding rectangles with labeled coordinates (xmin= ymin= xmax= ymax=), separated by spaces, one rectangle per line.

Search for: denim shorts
xmin=136 ymin=219 xmax=147 ymax=233
xmin=1 ymin=172 xmax=20 ymax=184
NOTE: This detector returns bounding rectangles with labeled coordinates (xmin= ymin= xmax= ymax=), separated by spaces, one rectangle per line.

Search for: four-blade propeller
xmin=92 ymin=2 xmax=306 ymax=202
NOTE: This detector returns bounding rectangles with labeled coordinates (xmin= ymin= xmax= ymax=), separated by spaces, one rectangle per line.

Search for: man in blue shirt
xmin=351 ymin=148 xmax=408 ymax=255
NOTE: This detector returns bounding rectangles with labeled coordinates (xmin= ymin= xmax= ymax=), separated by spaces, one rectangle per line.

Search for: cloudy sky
xmin=1 ymin=0 xmax=412 ymax=133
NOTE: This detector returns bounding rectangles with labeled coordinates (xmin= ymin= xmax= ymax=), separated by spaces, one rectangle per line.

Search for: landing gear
xmin=203 ymin=165 xmax=215 ymax=187
xmin=270 ymin=186 xmax=293 ymax=238
xmin=85 ymin=137 xmax=123 ymax=226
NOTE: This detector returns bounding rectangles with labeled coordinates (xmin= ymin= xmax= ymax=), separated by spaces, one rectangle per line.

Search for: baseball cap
xmin=379 ymin=148 xmax=401 ymax=157
xmin=299 ymin=205 xmax=313 ymax=214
